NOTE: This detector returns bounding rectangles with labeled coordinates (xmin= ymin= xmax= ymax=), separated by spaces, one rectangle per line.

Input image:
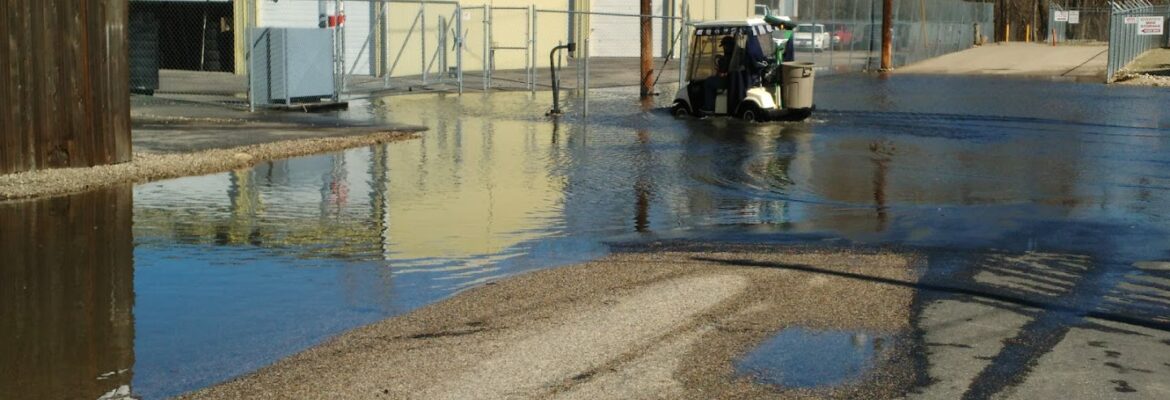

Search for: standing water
xmin=3 ymin=75 xmax=1170 ymax=398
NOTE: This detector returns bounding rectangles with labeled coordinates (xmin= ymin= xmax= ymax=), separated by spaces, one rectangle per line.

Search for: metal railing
xmin=1107 ymin=0 xmax=1170 ymax=81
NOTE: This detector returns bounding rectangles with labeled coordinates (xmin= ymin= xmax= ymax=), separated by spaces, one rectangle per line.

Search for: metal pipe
xmin=421 ymin=3 xmax=428 ymax=84
xmin=457 ymin=4 xmax=464 ymax=93
xmin=547 ymin=42 xmax=576 ymax=115
xmin=532 ymin=7 xmax=539 ymax=93
xmin=584 ymin=35 xmax=590 ymax=117
xmin=534 ymin=8 xmax=684 ymax=20
xmin=483 ymin=6 xmax=489 ymax=90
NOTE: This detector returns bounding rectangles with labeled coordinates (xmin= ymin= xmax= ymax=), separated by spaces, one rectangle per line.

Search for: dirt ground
xmin=183 ymin=244 xmax=921 ymax=400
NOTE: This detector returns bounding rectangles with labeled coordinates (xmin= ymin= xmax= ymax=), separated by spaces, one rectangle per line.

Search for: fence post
xmin=439 ymin=15 xmax=447 ymax=83
xmin=382 ymin=0 xmax=391 ymax=89
xmin=483 ymin=6 xmax=489 ymax=91
xmin=457 ymin=4 xmax=464 ymax=94
xmin=529 ymin=5 xmax=535 ymax=92
xmin=421 ymin=3 xmax=428 ymax=84
xmin=679 ymin=0 xmax=688 ymax=87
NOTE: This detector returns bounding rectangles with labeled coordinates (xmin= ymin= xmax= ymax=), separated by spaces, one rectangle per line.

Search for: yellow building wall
xmin=370 ymin=0 xmax=755 ymax=78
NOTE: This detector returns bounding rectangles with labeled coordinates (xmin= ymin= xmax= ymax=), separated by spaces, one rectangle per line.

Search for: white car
xmin=792 ymin=24 xmax=831 ymax=52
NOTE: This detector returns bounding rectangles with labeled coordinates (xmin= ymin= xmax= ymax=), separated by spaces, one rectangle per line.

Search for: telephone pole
xmin=881 ymin=0 xmax=893 ymax=70
xmin=640 ymin=0 xmax=654 ymax=97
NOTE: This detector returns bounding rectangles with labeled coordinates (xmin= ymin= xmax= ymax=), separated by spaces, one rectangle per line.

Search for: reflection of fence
xmin=1107 ymin=0 xmax=1170 ymax=81
xmin=787 ymin=0 xmax=993 ymax=72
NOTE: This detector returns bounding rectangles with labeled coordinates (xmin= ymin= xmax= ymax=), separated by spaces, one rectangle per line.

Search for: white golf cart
xmin=671 ymin=18 xmax=815 ymax=122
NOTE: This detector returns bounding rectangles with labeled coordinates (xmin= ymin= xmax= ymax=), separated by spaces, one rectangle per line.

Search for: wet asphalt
xmin=3 ymin=73 xmax=1170 ymax=398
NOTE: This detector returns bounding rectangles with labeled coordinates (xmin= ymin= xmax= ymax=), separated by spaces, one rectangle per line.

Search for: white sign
xmin=1125 ymin=16 xmax=1138 ymax=24
xmin=1069 ymin=11 xmax=1080 ymax=24
xmin=463 ymin=11 xmax=471 ymax=21
xmin=1055 ymin=11 xmax=1068 ymax=22
xmin=1137 ymin=16 xmax=1164 ymax=35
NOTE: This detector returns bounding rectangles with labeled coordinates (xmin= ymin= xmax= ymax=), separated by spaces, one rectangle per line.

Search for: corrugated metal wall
xmin=0 ymin=0 xmax=132 ymax=175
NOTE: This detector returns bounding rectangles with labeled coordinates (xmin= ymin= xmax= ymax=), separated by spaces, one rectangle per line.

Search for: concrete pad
xmin=908 ymin=299 xmax=1031 ymax=399
xmin=897 ymin=43 xmax=1107 ymax=78
xmin=1005 ymin=320 xmax=1170 ymax=399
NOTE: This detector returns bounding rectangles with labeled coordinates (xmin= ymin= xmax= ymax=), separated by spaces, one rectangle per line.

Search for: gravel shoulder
xmin=0 ymin=97 xmax=422 ymax=201
xmin=182 ymin=245 xmax=921 ymax=400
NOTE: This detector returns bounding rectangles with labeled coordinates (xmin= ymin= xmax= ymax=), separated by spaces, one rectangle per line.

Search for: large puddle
xmin=4 ymin=75 xmax=1170 ymax=398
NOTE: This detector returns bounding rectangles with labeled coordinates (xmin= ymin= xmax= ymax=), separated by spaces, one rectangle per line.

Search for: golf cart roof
xmin=693 ymin=18 xmax=776 ymax=36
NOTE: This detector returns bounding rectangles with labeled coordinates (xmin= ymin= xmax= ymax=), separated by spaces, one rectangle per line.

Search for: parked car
xmin=824 ymin=23 xmax=853 ymax=49
xmin=792 ymin=24 xmax=831 ymax=52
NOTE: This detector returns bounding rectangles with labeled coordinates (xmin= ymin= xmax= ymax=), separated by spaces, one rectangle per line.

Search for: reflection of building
xmin=0 ymin=187 xmax=135 ymax=399
xmin=133 ymin=116 xmax=565 ymax=265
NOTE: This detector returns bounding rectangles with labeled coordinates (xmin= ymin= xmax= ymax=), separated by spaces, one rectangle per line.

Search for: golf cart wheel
xmin=671 ymin=103 xmax=690 ymax=118
xmin=740 ymin=104 xmax=761 ymax=122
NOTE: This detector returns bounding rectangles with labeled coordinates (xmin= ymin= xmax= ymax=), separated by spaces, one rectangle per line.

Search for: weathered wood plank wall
xmin=0 ymin=0 xmax=132 ymax=175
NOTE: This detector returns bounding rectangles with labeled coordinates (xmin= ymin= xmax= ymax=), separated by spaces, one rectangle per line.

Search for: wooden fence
xmin=0 ymin=0 xmax=132 ymax=175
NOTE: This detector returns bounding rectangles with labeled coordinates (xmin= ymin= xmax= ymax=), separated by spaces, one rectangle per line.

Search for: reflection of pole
xmin=881 ymin=0 xmax=893 ymax=70
xmin=640 ymin=0 xmax=653 ymax=97
xmin=635 ymin=129 xmax=652 ymax=232
xmin=871 ymin=141 xmax=890 ymax=232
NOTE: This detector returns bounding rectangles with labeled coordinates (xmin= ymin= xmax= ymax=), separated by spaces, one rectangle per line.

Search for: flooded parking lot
xmin=3 ymin=75 xmax=1170 ymax=398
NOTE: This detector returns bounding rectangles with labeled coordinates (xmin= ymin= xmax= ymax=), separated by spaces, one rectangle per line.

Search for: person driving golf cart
xmin=700 ymin=36 xmax=737 ymax=115
xmin=672 ymin=18 xmax=815 ymax=122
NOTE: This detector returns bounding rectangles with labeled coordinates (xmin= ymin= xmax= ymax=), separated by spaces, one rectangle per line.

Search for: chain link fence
xmin=128 ymin=0 xmax=250 ymax=101
xmin=127 ymin=0 xmax=992 ymax=108
xmin=1107 ymin=0 xmax=1170 ymax=81
xmin=1047 ymin=3 xmax=1113 ymax=43
xmin=788 ymin=0 xmax=993 ymax=72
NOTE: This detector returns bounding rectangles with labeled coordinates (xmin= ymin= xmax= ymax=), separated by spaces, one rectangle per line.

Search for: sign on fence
xmin=1137 ymin=16 xmax=1164 ymax=35
xmin=1055 ymin=11 xmax=1068 ymax=22
xmin=1068 ymin=11 xmax=1080 ymax=24
xmin=1125 ymin=16 xmax=1138 ymax=24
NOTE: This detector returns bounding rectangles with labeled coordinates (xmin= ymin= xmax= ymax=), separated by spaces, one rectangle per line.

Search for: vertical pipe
xmin=679 ymin=8 xmax=688 ymax=86
xmin=584 ymin=36 xmax=590 ymax=116
xmin=528 ymin=5 xmax=535 ymax=91
xmin=421 ymin=5 xmax=428 ymax=84
xmin=488 ymin=5 xmax=493 ymax=88
xmin=336 ymin=0 xmax=343 ymax=93
xmin=641 ymin=0 xmax=654 ymax=97
xmin=457 ymin=4 xmax=464 ymax=93
xmin=383 ymin=0 xmax=390 ymax=88
xmin=439 ymin=16 xmax=447 ymax=82
xmin=532 ymin=8 xmax=539 ymax=93
xmin=483 ymin=6 xmax=489 ymax=90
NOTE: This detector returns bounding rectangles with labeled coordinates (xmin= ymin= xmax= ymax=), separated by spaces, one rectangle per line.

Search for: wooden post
xmin=0 ymin=0 xmax=131 ymax=175
xmin=640 ymin=0 xmax=654 ymax=97
xmin=881 ymin=0 xmax=893 ymax=70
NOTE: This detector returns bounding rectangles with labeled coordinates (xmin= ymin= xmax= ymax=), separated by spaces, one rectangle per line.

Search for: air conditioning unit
xmin=249 ymin=27 xmax=336 ymax=106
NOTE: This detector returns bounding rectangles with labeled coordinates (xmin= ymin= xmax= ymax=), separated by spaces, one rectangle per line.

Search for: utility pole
xmin=880 ymin=0 xmax=893 ymax=70
xmin=640 ymin=0 xmax=654 ymax=97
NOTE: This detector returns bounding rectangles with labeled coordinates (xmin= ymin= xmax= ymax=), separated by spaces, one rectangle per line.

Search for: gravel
xmin=182 ymin=245 xmax=921 ymax=400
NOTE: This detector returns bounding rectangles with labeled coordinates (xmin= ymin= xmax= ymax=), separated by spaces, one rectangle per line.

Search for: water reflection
xmin=0 ymin=187 xmax=135 ymax=399
xmin=735 ymin=328 xmax=893 ymax=388
xmin=3 ymin=77 xmax=1170 ymax=398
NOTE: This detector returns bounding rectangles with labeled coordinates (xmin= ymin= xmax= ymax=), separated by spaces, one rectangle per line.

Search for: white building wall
xmin=590 ymin=0 xmax=665 ymax=58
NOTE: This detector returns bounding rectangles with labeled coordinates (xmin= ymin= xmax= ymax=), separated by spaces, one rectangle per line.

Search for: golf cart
xmin=671 ymin=18 xmax=815 ymax=122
